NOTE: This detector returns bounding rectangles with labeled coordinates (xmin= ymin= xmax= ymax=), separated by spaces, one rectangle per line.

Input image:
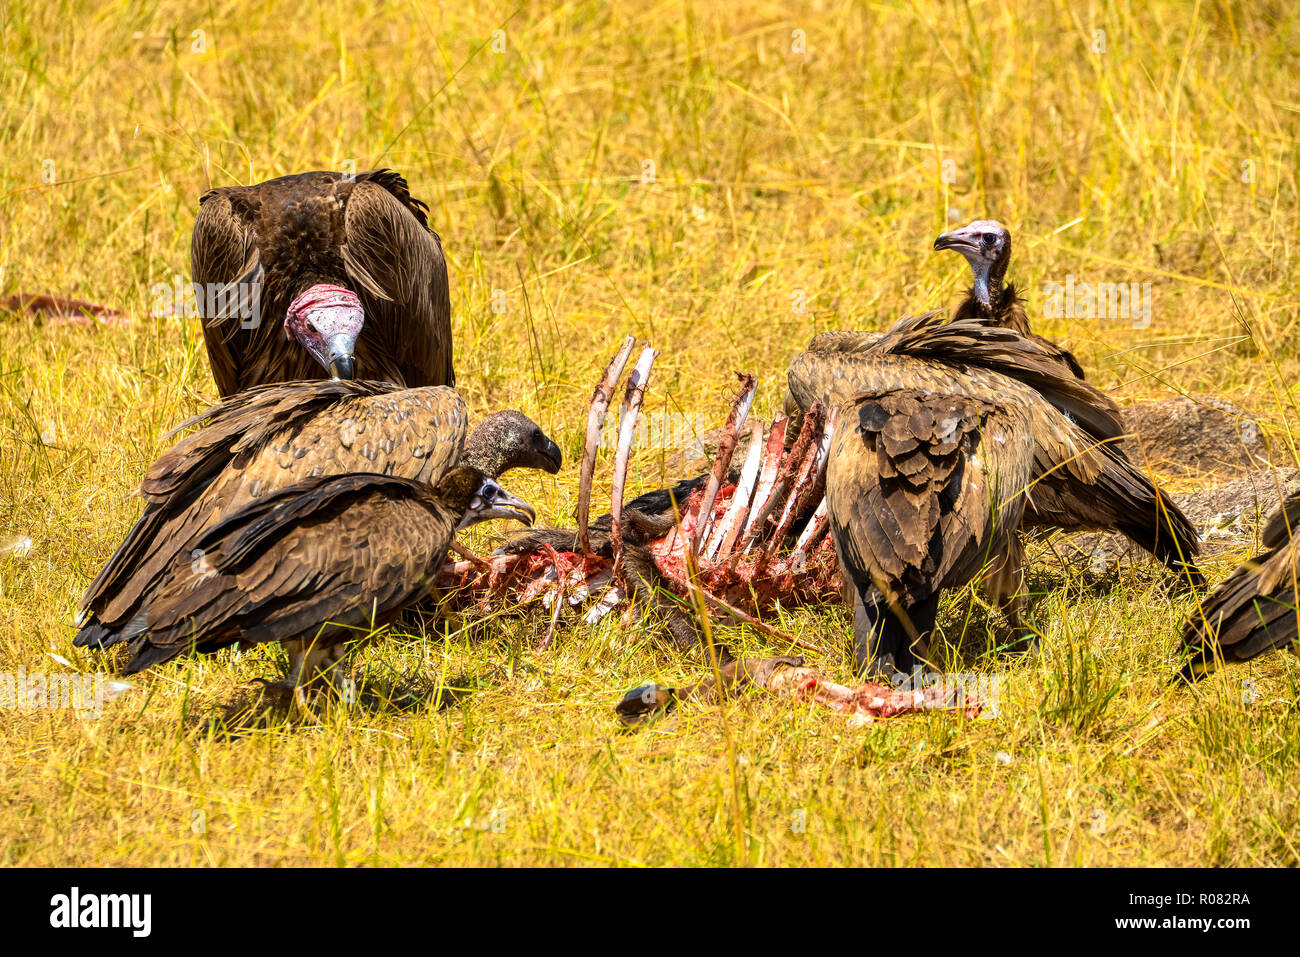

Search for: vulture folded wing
xmin=343 ymin=177 xmax=453 ymax=388
xmin=828 ymin=387 xmax=1021 ymax=602
xmin=124 ymin=473 xmax=457 ymax=673
xmin=1181 ymin=536 xmax=1300 ymax=677
xmin=1019 ymin=401 xmax=1201 ymax=578
xmin=77 ymin=383 xmax=469 ymax=640
xmin=191 ymin=192 xmax=264 ymax=397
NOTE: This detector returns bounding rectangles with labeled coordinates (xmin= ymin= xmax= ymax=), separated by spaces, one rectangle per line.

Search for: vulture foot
xmin=249 ymin=638 xmax=351 ymax=721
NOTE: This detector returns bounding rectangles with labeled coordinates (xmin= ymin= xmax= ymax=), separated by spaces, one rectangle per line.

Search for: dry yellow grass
xmin=1 ymin=0 xmax=1298 ymax=866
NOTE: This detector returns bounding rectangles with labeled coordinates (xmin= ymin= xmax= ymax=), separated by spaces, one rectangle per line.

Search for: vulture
xmin=799 ymin=311 xmax=1201 ymax=676
xmin=1180 ymin=491 xmax=1300 ymax=679
xmin=83 ymin=466 xmax=532 ymax=703
xmin=192 ymin=169 xmax=452 ymax=395
xmin=74 ymin=380 xmax=560 ymax=693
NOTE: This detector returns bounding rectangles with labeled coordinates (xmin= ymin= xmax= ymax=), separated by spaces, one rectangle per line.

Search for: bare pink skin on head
xmin=284 ymin=284 xmax=364 ymax=379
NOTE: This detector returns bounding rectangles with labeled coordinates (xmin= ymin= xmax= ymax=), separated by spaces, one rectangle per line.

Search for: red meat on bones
xmin=435 ymin=337 xmax=977 ymax=725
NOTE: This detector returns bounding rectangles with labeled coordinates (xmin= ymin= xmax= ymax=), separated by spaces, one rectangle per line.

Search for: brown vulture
xmin=1180 ymin=491 xmax=1300 ymax=680
xmin=799 ymin=311 xmax=1201 ymax=676
xmin=74 ymin=381 xmax=558 ymax=697
xmin=85 ymin=467 xmax=531 ymax=703
xmin=192 ymin=169 xmax=452 ymax=395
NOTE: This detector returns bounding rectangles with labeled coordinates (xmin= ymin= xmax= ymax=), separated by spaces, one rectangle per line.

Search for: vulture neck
xmin=972 ymin=257 xmax=1007 ymax=319
xmin=459 ymin=425 xmax=513 ymax=479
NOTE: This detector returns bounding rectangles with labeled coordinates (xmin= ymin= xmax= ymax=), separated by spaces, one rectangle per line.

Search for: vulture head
xmin=934 ymin=220 xmax=1011 ymax=315
xmin=460 ymin=411 xmax=563 ymax=478
xmin=435 ymin=467 xmax=537 ymax=530
xmin=285 ymin=284 xmax=365 ymax=379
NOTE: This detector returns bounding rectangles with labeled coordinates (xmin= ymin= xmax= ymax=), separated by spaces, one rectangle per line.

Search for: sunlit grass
xmin=0 ymin=0 xmax=1297 ymax=866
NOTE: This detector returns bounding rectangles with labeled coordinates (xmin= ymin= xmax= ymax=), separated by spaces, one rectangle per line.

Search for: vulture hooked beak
xmin=933 ymin=227 xmax=983 ymax=257
xmin=459 ymin=477 xmax=536 ymax=530
xmin=286 ymin=284 xmax=365 ymax=381
xmin=535 ymin=436 xmax=563 ymax=475
xmin=933 ymin=219 xmax=1010 ymax=268
xmin=326 ymin=344 xmax=355 ymax=380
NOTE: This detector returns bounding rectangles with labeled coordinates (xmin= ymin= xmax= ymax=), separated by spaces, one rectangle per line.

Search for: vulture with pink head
xmin=192 ymin=169 xmax=452 ymax=394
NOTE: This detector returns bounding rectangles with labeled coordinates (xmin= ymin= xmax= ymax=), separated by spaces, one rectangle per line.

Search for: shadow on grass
xmin=192 ymin=668 xmax=496 ymax=739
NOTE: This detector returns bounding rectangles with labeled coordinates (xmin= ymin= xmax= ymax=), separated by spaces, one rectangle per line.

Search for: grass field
xmin=2 ymin=0 xmax=1299 ymax=866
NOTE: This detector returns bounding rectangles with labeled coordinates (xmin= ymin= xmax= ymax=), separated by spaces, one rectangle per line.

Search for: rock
xmin=1121 ymin=396 xmax=1271 ymax=479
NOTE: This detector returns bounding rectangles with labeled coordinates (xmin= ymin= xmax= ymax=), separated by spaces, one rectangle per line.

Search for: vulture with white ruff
xmin=192 ymin=169 xmax=452 ymax=394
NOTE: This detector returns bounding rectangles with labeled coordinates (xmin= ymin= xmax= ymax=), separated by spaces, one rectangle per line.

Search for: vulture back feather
xmin=76 ymin=381 xmax=558 ymax=652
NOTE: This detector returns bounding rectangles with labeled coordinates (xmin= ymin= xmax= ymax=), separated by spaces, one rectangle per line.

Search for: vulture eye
xmin=306 ymin=319 xmax=321 ymax=335
xmin=982 ymin=233 xmax=996 ymax=246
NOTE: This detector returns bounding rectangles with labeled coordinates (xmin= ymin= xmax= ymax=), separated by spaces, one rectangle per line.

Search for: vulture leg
xmin=983 ymin=537 xmax=1036 ymax=652
xmin=852 ymin=589 xmax=932 ymax=678
xmin=254 ymin=637 xmax=349 ymax=719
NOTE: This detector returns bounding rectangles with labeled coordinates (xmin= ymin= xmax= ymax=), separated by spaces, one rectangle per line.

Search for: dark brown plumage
xmin=803 ymin=311 xmax=1202 ymax=675
xmin=1180 ymin=490 xmax=1300 ymax=680
xmin=786 ymin=315 xmax=1200 ymax=591
xmin=74 ymin=380 xmax=559 ymax=659
xmin=105 ymin=467 xmax=532 ymax=695
xmin=192 ymin=169 xmax=452 ymax=395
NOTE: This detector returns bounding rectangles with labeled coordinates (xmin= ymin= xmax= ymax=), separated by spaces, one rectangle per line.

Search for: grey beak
xmin=459 ymin=478 xmax=536 ymax=529
xmin=327 ymin=353 xmax=355 ymax=380
xmin=934 ymin=230 xmax=980 ymax=255
xmin=326 ymin=333 xmax=356 ymax=380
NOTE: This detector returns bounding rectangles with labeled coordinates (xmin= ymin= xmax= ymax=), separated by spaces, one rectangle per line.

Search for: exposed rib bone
xmin=706 ymin=422 xmax=766 ymax=561
xmin=609 ymin=345 xmax=657 ymax=575
xmin=690 ymin=373 xmax=758 ymax=558
xmin=791 ymin=496 xmax=830 ymax=557
xmin=767 ymin=406 xmax=835 ymax=553
xmin=733 ymin=416 xmax=787 ymax=554
xmin=742 ymin=406 xmax=821 ymax=553
xmin=577 ymin=335 xmax=636 ymax=558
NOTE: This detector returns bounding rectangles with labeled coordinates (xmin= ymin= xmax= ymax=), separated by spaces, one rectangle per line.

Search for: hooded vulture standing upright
xmin=797 ymin=311 xmax=1201 ymax=676
xmin=74 ymin=381 xmax=559 ymax=702
xmin=1180 ymin=491 xmax=1300 ymax=680
xmin=192 ymin=169 xmax=453 ymax=395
